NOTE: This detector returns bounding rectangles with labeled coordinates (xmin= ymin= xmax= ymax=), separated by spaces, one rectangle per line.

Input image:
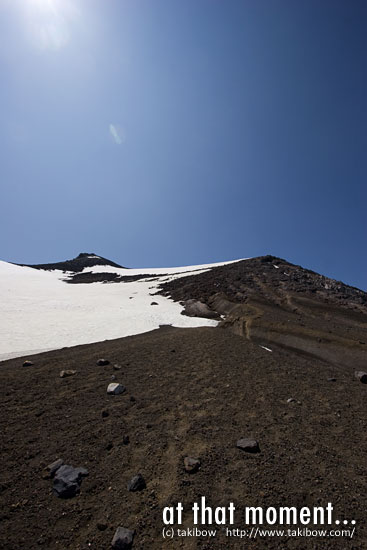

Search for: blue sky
xmin=0 ymin=0 xmax=366 ymax=289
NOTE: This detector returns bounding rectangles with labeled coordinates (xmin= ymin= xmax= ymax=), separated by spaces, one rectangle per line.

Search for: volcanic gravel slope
xmin=159 ymin=255 xmax=366 ymax=311
xmin=0 ymin=256 xmax=367 ymax=550
xmin=159 ymin=256 xmax=367 ymax=370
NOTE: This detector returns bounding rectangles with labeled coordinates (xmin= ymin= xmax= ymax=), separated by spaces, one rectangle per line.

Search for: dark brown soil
xmin=1 ymin=326 xmax=367 ymax=549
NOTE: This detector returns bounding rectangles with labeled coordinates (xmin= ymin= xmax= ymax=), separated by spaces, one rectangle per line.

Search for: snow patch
xmin=0 ymin=257 xmax=246 ymax=360
xmin=259 ymin=345 xmax=273 ymax=352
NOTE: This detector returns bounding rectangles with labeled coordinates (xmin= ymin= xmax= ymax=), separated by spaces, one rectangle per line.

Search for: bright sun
xmin=28 ymin=0 xmax=58 ymax=9
xmin=24 ymin=0 xmax=78 ymax=50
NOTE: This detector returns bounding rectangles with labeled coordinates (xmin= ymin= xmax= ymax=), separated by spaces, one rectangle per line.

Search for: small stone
xmin=355 ymin=371 xmax=367 ymax=384
xmin=127 ymin=474 xmax=146 ymax=492
xmin=113 ymin=364 xmax=122 ymax=371
xmin=150 ymin=302 xmax=158 ymax=306
xmin=122 ymin=436 xmax=130 ymax=445
xmin=130 ymin=396 xmax=136 ymax=402
xmin=22 ymin=360 xmax=34 ymax=367
xmin=327 ymin=377 xmax=337 ymax=382
xmin=111 ymin=527 xmax=135 ymax=550
xmin=43 ymin=459 xmax=63 ymax=479
xmin=287 ymin=398 xmax=296 ymax=403
xmin=97 ymin=358 xmax=110 ymax=366
xmin=60 ymin=370 xmax=76 ymax=378
xmin=102 ymin=410 xmax=109 ymax=418
xmin=184 ymin=457 xmax=201 ymax=473
xmin=236 ymin=438 xmax=260 ymax=453
xmin=97 ymin=522 xmax=107 ymax=531
xmin=111 ymin=375 xmax=116 ymax=381
xmin=105 ymin=442 xmax=113 ymax=451
xmin=53 ymin=465 xmax=89 ymax=498
xmin=107 ymin=383 xmax=126 ymax=395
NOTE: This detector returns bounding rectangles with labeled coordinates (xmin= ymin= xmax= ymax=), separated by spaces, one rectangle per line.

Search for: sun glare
xmin=28 ymin=0 xmax=58 ymax=11
xmin=24 ymin=0 xmax=78 ymax=50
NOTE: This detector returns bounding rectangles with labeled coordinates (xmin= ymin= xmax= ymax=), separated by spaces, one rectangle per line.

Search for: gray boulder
xmin=53 ymin=464 xmax=89 ymax=498
xmin=184 ymin=456 xmax=201 ymax=473
xmin=182 ymin=299 xmax=219 ymax=319
xmin=97 ymin=358 xmax=110 ymax=366
xmin=127 ymin=474 xmax=146 ymax=492
xmin=111 ymin=526 xmax=135 ymax=549
xmin=236 ymin=438 xmax=260 ymax=453
xmin=107 ymin=383 xmax=126 ymax=395
xmin=60 ymin=370 xmax=76 ymax=378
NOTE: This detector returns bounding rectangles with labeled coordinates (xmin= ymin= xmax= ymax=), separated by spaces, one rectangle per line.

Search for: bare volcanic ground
xmin=19 ymin=252 xmax=125 ymax=273
xmin=1 ymin=326 xmax=367 ymax=550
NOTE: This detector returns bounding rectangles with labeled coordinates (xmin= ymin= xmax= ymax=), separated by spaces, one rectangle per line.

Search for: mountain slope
xmin=158 ymin=255 xmax=367 ymax=369
xmin=0 ymin=253 xmax=366 ymax=549
xmin=1 ymin=326 xmax=367 ymax=549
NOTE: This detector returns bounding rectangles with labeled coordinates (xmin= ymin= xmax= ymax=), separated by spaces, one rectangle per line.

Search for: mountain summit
xmin=19 ymin=252 xmax=125 ymax=272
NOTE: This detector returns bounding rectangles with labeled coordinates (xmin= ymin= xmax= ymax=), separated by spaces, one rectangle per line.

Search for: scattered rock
xmin=43 ymin=459 xmax=63 ymax=479
xmin=184 ymin=456 xmax=201 ymax=473
xmin=236 ymin=438 xmax=260 ymax=453
xmin=97 ymin=358 xmax=110 ymax=366
xmin=130 ymin=396 xmax=136 ymax=402
xmin=113 ymin=364 xmax=122 ymax=371
xmin=182 ymin=299 xmax=219 ymax=319
xmin=111 ymin=375 xmax=116 ymax=381
xmin=97 ymin=522 xmax=107 ymax=531
xmin=122 ymin=436 xmax=130 ymax=445
xmin=327 ymin=377 xmax=337 ymax=382
xmin=53 ymin=465 xmax=89 ymax=498
xmin=127 ymin=474 xmax=146 ymax=492
xmin=111 ymin=527 xmax=135 ymax=550
xmin=287 ymin=398 xmax=296 ymax=403
xmin=22 ymin=360 xmax=34 ymax=367
xmin=59 ymin=370 xmax=76 ymax=378
xmin=107 ymin=383 xmax=126 ymax=395
xmin=102 ymin=410 xmax=109 ymax=418
xmin=355 ymin=371 xmax=367 ymax=384
xmin=150 ymin=302 xmax=158 ymax=306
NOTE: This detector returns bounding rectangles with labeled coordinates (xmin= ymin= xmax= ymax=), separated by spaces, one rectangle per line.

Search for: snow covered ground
xmin=0 ymin=258 xmax=242 ymax=361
